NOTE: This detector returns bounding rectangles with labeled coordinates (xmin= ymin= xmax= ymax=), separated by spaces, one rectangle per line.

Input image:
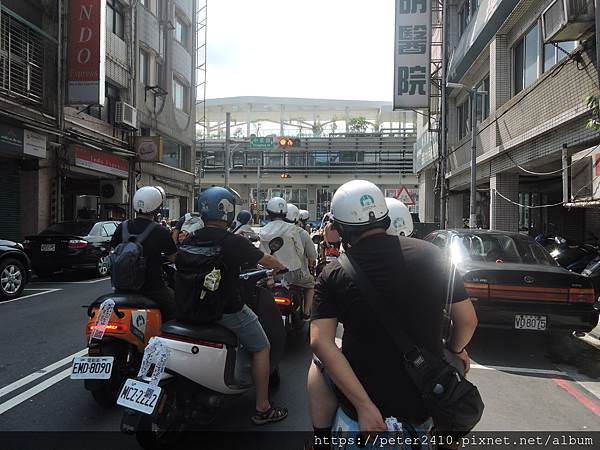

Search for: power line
xmin=505 ymin=144 xmax=599 ymax=176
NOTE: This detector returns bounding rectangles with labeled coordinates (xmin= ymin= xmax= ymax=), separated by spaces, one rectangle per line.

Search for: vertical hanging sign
xmin=393 ymin=0 xmax=431 ymax=109
xmin=68 ymin=0 xmax=106 ymax=105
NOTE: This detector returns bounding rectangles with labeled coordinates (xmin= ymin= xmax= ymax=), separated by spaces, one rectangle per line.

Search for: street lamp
xmin=446 ymin=82 xmax=487 ymax=229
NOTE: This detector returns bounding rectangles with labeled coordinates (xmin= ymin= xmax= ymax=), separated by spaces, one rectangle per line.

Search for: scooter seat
xmin=90 ymin=293 xmax=159 ymax=309
xmin=161 ymin=320 xmax=238 ymax=347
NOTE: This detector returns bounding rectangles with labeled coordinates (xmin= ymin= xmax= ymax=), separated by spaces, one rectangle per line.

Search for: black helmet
xmin=236 ymin=210 xmax=252 ymax=226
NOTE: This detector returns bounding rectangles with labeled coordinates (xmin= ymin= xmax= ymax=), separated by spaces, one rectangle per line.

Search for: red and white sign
xmin=73 ymin=146 xmax=129 ymax=178
xmin=68 ymin=0 xmax=106 ymax=105
xmin=396 ymin=186 xmax=415 ymax=206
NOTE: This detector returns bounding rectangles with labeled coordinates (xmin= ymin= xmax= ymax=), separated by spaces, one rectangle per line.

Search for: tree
xmin=347 ymin=116 xmax=370 ymax=133
xmin=585 ymin=95 xmax=600 ymax=131
xmin=312 ymin=122 xmax=323 ymax=137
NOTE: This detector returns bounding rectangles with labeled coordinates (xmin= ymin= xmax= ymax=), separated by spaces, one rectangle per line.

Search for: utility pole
xmin=596 ymin=0 xmax=600 ymax=87
xmin=256 ymin=152 xmax=262 ymax=222
xmin=469 ymin=90 xmax=477 ymax=229
xmin=224 ymin=111 xmax=231 ymax=187
xmin=439 ymin=0 xmax=448 ymax=229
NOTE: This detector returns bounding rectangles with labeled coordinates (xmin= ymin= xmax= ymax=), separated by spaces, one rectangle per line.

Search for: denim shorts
xmin=217 ymin=305 xmax=270 ymax=353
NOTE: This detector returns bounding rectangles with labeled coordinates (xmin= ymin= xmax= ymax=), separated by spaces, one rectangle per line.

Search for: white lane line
xmin=0 ymin=348 xmax=87 ymax=399
xmin=0 ymin=368 xmax=71 ymax=415
xmin=470 ymin=363 xmax=566 ymax=376
xmin=31 ymin=277 xmax=110 ymax=285
xmin=0 ymin=288 xmax=61 ymax=305
xmin=555 ymin=364 xmax=600 ymax=401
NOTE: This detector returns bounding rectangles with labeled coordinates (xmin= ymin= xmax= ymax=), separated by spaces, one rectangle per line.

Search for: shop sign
xmin=73 ymin=146 xmax=129 ymax=178
xmin=0 ymin=124 xmax=24 ymax=153
xmin=23 ymin=130 xmax=47 ymax=158
xmin=135 ymin=136 xmax=163 ymax=162
xmin=393 ymin=0 xmax=431 ymax=109
xmin=68 ymin=0 xmax=106 ymax=105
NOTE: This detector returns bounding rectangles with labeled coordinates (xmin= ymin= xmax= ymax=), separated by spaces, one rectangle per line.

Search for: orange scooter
xmin=76 ymin=293 xmax=163 ymax=407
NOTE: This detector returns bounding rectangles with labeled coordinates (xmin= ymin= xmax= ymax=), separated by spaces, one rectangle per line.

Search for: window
xmin=139 ymin=0 xmax=147 ymax=7
xmin=458 ymin=1 xmax=470 ymax=37
xmin=162 ymin=139 xmax=191 ymax=171
xmin=316 ymin=188 xmax=333 ymax=219
xmin=175 ymin=15 xmax=189 ymax=48
xmin=172 ymin=77 xmax=189 ymax=112
xmin=514 ymin=23 xmax=540 ymax=94
xmin=432 ymin=233 xmax=448 ymax=250
xmin=106 ymin=0 xmax=124 ymax=38
xmin=155 ymin=61 xmax=163 ymax=88
xmin=139 ymin=49 xmax=149 ymax=86
xmin=475 ymin=75 xmax=490 ymax=124
xmin=543 ymin=41 xmax=576 ymax=72
xmin=458 ymin=100 xmax=470 ymax=140
xmin=103 ymin=223 xmax=117 ymax=236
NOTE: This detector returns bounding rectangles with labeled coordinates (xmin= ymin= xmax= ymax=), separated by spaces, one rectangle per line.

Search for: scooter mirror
xmin=269 ymin=237 xmax=284 ymax=254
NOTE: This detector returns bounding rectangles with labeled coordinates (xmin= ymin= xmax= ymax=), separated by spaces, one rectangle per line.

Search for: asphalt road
xmin=1 ymin=274 xmax=600 ymax=446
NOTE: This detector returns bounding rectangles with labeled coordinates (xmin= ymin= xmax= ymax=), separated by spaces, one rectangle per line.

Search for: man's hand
xmin=258 ymin=254 xmax=287 ymax=272
xmin=357 ymin=401 xmax=386 ymax=433
xmin=454 ymin=349 xmax=471 ymax=374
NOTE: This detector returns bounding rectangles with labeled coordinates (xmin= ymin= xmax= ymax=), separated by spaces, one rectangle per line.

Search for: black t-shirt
xmin=312 ymin=234 xmax=468 ymax=422
xmin=110 ymin=218 xmax=178 ymax=292
xmin=190 ymin=227 xmax=264 ymax=314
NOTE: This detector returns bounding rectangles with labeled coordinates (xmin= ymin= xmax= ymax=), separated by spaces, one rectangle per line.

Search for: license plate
xmin=70 ymin=356 xmax=114 ymax=379
xmin=116 ymin=379 xmax=162 ymax=415
xmin=41 ymin=244 xmax=55 ymax=252
xmin=514 ymin=314 xmax=547 ymax=330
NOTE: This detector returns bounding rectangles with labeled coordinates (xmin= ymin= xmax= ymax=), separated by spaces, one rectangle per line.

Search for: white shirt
xmin=259 ymin=220 xmax=304 ymax=271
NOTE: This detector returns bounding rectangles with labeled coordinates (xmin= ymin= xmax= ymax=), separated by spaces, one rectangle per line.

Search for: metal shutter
xmin=0 ymin=159 xmax=21 ymax=241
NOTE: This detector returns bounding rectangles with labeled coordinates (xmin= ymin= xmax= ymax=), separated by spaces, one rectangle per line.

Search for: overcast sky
xmin=206 ymin=0 xmax=395 ymax=101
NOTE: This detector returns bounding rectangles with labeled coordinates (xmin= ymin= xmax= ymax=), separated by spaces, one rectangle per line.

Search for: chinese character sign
xmin=394 ymin=0 xmax=431 ymax=109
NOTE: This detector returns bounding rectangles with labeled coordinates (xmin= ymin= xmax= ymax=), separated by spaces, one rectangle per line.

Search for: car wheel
xmin=96 ymin=255 xmax=111 ymax=277
xmin=0 ymin=258 xmax=26 ymax=301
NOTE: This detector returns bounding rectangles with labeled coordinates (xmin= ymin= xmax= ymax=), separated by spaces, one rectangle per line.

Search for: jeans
xmin=217 ymin=304 xmax=270 ymax=353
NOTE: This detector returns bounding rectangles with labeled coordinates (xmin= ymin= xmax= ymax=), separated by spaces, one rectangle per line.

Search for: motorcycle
xmin=118 ymin=266 xmax=286 ymax=449
xmin=541 ymin=235 xmax=599 ymax=273
xmin=72 ymin=261 xmax=175 ymax=407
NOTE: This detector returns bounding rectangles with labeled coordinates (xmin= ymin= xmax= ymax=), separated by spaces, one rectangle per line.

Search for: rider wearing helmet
xmin=286 ymin=204 xmax=318 ymax=318
xmin=232 ymin=210 xmax=258 ymax=240
xmin=384 ymin=197 xmax=414 ymax=237
xmin=299 ymin=209 xmax=311 ymax=233
xmin=110 ymin=186 xmax=178 ymax=320
xmin=183 ymin=187 xmax=288 ymax=425
xmin=307 ymin=180 xmax=477 ymax=446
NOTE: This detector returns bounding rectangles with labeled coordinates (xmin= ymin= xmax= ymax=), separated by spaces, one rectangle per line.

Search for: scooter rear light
xmin=160 ymin=333 xmax=224 ymax=349
xmin=274 ymin=296 xmax=292 ymax=306
xmin=86 ymin=322 xmax=129 ymax=334
xmin=568 ymin=287 xmax=596 ymax=304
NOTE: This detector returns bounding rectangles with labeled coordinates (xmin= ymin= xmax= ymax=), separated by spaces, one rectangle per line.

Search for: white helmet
xmin=286 ymin=203 xmax=300 ymax=223
xmin=385 ymin=197 xmax=414 ymax=236
xmin=299 ymin=209 xmax=310 ymax=221
xmin=133 ymin=186 xmax=164 ymax=214
xmin=266 ymin=196 xmax=288 ymax=216
xmin=331 ymin=180 xmax=388 ymax=226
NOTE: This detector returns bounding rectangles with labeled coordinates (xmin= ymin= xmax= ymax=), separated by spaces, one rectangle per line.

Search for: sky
xmin=206 ymin=0 xmax=395 ymax=102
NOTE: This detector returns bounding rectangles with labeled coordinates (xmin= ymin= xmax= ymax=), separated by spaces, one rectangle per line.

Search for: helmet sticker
xmin=359 ymin=194 xmax=375 ymax=210
xmin=393 ymin=217 xmax=405 ymax=230
xmin=136 ymin=200 xmax=145 ymax=209
xmin=218 ymin=198 xmax=235 ymax=215
xmin=278 ymin=202 xmax=285 ymax=210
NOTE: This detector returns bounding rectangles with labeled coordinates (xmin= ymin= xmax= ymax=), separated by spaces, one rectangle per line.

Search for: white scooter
xmin=119 ymin=240 xmax=287 ymax=449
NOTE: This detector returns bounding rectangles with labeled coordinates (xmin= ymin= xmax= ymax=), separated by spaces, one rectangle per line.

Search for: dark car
xmin=424 ymin=229 xmax=599 ymax=336
xmin=24 ymin=221 xmax=120 ymax=277
xmin=0 ymin=239 xmax=32 ymax=301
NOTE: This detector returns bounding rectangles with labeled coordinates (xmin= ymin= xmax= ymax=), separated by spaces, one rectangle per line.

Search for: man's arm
xmin=257 ymin=254 xmax=286 ymax=272
xmin=448 ymin=298 xmax=478 ymax=373
xmin=311 ymin=318 xmax=386 ymax=432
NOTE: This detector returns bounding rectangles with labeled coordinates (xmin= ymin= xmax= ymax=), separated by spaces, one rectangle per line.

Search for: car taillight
xmin=568 ymin=288 xmax=596 ymax=304
xmin=274 ymin=296 xmax=292 ymax=306
xmin=464 ymin=282 xmax=489 ymax=299
xmin=87 ymin=322 xmax=129 ymax=334
xmin=68 ymin=239 xmax=88 ymax=249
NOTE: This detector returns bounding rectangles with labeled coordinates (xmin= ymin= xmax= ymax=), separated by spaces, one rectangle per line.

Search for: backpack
xmin=110 ymin=220 xmax=158 ymax=291
xmin=174 ymin=232 xmax=230 ymax=324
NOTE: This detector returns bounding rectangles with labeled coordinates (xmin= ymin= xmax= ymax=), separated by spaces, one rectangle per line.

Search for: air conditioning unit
xmin=570 ymin=148 xmax=600 ymax=202
xmin=99 ymin=180 xmax=129 ymax=204
xmin=115 ymin=101 xmax=138 ymax=130
xmin=542 ymin=0 xmax=595 ymax=42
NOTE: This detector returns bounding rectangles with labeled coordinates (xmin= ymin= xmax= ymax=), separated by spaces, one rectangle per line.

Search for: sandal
xmin=251 ymin=405 xmax=288 ymax=425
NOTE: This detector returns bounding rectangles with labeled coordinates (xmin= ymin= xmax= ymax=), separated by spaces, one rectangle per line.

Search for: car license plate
xmin=41 ymin=244 xmax=55 ymax=252
xmin=70 ymin=356 xmax=114 ymax=380
xmin=116 ymin=379 xmax=162 ymax=415
xmin=514 ymin=314 xmax=547 ymax=330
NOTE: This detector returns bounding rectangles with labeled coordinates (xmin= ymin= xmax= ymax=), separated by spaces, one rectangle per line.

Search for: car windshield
xmin=41 ymin=222 xmax=95 ymax=236
xmin=450 ymin=233 xmax=557 ymax=266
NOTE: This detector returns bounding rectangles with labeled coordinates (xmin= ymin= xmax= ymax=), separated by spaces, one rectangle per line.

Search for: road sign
xmin=250 ymin=136 xmax=273 ymax=149
xmin=397 ymin=186 xmax=415 ymax=206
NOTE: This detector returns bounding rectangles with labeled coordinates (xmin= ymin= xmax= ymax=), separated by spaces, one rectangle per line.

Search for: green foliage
xmin=585 ymin=95 xmax=600 ymax=131
xmin=347 ymin=116 xmax=370 ymax=133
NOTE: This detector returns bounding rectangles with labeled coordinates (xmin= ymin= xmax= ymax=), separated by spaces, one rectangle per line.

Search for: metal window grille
xmin=0 ymin=10 xmax=44 ymax=103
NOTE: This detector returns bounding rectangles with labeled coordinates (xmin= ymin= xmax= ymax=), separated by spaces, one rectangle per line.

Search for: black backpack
xmin=175 ymin=232 xmax=230 ymax=324
xmin=110 ymin=220 xmax=159 ymax=291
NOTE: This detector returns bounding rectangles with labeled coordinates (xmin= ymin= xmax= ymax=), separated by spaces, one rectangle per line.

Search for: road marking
xmin=553 ymin=378 xmax=600 ymax=417
xmin=0 ymin=368 xmax=72 ymax=415
xmin=555 ymin=364 xmax=600 ymax=401
xmin=31 ymin=277 xmax=110 ymax=285
xmin=0 ymin=349 xmax=87 ymax=399
xmin=0 ymin=288 xmax=62 ymax=305
xmin=470 ymin=363 xmax=566 ymax=376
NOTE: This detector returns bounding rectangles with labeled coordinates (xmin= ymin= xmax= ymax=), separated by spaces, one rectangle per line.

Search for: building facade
xmin=415 ymin=0 xmax=599 ymax=240
xmin=0 ymin=0 xmax=197 ymax=241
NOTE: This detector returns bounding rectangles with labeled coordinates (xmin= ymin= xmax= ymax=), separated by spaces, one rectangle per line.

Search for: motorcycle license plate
xmin=70 ymin=356 xmax=113 ymax=380
xmin=117 ymin=379 xmax=162 ymax=415
xmin=41 ymin=244 xmax=55 ymax=252
xmin=514 ymin=314 xmax=547 ymax=331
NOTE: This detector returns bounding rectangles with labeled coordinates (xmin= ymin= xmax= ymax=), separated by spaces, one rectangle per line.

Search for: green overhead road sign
xmin=250 ymin=136 xmax=274 ymax=149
